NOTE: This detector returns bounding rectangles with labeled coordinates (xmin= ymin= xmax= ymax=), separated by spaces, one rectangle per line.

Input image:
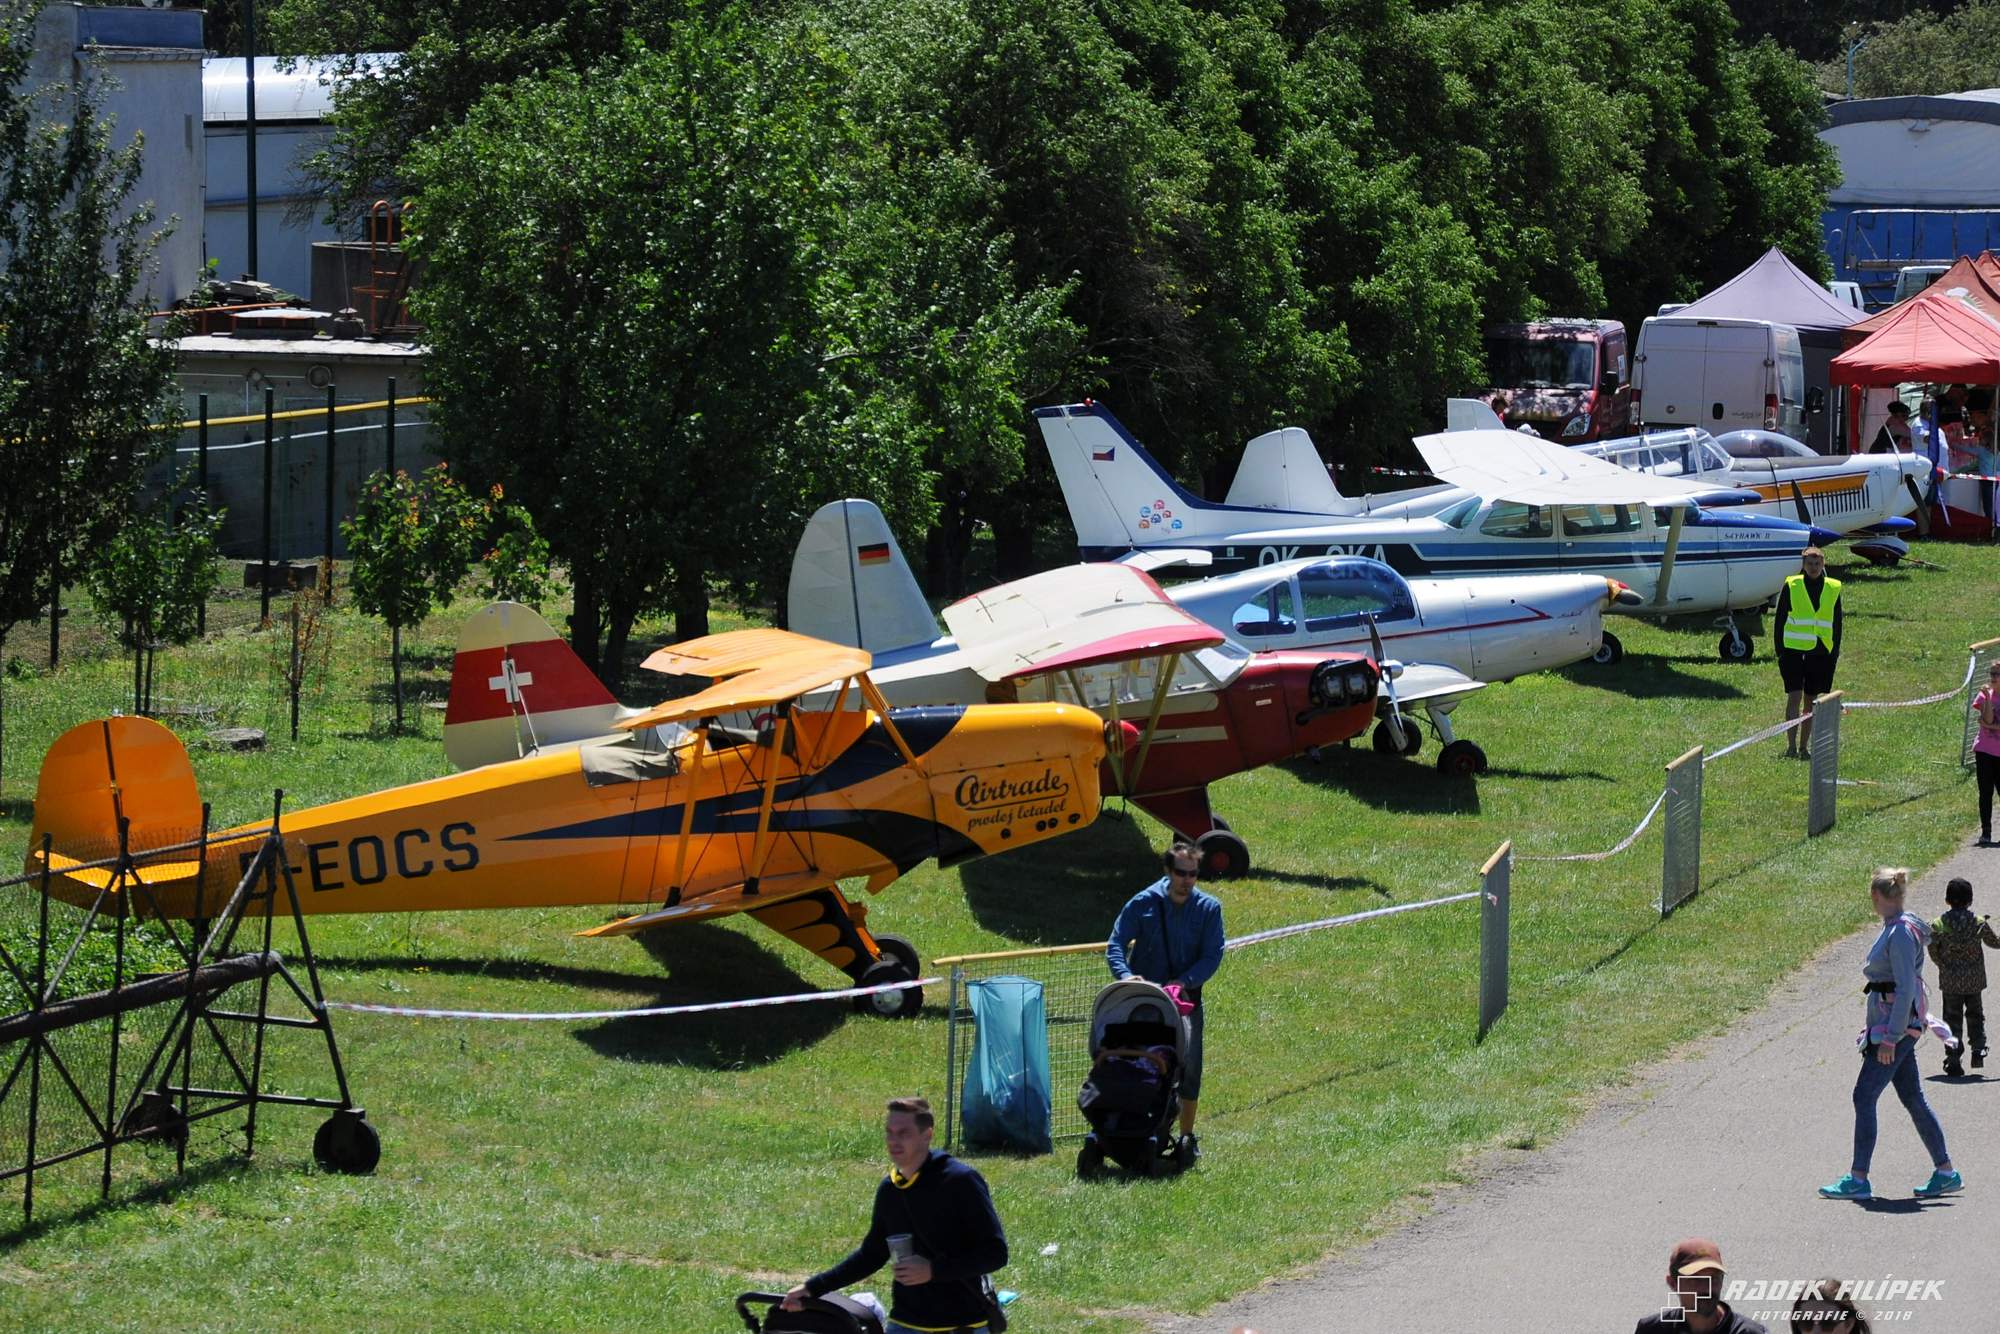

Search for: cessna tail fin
xmin=787 ymin=499 xmax=940 ymax=653
xmin=1223 ymin=426 xmax=1355 ymax=515
xmin=444 ymin=602 xmax=623 ymax=770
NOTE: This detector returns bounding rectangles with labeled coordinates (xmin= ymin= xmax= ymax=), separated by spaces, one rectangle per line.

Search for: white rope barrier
xmin=1847 ymin=651 xmax=1978 ymax=710
xmin=324 ymin=974 xmax=939 ymax=1021
xmin=1223 ymin=890 xmax=1481 ymax=950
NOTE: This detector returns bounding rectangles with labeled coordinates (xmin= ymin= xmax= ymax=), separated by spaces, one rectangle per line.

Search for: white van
xmin=1630 ymin=315 xmax=1809 ymax=441
xmin=1826 ymin=280 xmax=1864 ymax=310
xmin=1893 ymin=264 xmax=1948 ymax=303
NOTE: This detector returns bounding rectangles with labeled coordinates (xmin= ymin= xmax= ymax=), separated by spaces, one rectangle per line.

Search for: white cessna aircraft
xmin=1036 ymin=401 xmax=1839 ymax=662
xmin=791 ymin=500 xmax=1641 ymax=777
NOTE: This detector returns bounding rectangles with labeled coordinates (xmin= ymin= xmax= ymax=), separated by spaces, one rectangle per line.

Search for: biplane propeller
xmin=25 ymin=623 xmax=1110 ymax=1018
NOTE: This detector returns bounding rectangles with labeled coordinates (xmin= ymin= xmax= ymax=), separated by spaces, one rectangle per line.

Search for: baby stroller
xmin=1075 ymin=978 xmax=1194 ymax=1178
xmin=734 ymin=1291 xmax=883 ymax=1334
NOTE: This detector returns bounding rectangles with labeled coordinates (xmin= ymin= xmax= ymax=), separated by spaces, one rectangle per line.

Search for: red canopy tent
xmin=1844 ymin=256 xmax=2000 ymax=341
xmin=1829 ymin=290 xmax=2000 ymax=387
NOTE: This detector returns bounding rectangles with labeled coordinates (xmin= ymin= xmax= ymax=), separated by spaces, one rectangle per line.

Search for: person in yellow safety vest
xmin=1775 ymin=547 xmax=1842 ymax=759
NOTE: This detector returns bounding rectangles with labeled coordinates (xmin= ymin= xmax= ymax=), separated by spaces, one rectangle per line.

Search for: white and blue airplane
xmin=790 ymin=500 xmax=1643 ymax=778
xmin=1036 ymin=401 xmax=1840 ymax=662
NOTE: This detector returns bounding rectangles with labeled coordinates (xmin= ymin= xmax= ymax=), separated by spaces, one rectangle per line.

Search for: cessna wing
xmin=1411 ymin=428 xmax=1754 ymax=508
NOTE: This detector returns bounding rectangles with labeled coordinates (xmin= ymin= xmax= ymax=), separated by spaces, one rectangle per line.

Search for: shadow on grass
xmin=1481 ymin=766 xmax=1616 ymax=783
xmin=0 ymin=1153 xmax=247 ymax=1245
xmin=0 ymin=796 xmax=34 ymax=823
xmin=958 ymin=808 xmax=1157 ymax=945
xmin=582 ymin=923 xmax=850 ymax=1068
xmin=1279 ymin=751 xmax=1481 ymax=816
xmin=1554 ymin=655 xmax=1751 ymax=701
xmin=1235 ymin=867 xmax=1389 ymax=896
xmin=319 ymin=923 xmax=852 ymax=1069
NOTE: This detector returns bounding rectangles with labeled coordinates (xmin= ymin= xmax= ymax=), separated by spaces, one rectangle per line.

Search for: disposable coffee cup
xmin=887 ymin=1234 xmax=915 ymax=1264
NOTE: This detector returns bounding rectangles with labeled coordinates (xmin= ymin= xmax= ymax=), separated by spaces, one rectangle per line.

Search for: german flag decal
xmin=857 ymin=542 xmax=891 ymax=566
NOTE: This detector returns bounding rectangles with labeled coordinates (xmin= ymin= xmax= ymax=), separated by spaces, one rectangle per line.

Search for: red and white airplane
xmin=788 ymin=501 xmax=1383 ymax=877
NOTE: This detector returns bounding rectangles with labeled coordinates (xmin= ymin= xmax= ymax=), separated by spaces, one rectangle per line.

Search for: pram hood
xmin=1089 ymin=979 xmax=1189 ymax=1059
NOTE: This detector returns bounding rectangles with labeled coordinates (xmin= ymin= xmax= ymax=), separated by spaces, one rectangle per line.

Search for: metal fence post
xmin=260 ymin=386 xmax=275 ymax=627
xmin=1964 ymin=639 xmax=2000 ymax=768
xmin=1478 ymin=841 xmax=1511 ymax=1041
xmin=196 ymin=393 xmax=210 ymax=637
xmin=385 ymin=376 xmax=397 ymax=477
xmin=1808 ymin=691 xmax=1844 ymax=837
xmin=323 ymin=385 xmax=338 ymax=577
xmin=943 ymin=965 xmax=962 ymax=1149
xmin=1660 ymin=746 xmax=1704 ymax=917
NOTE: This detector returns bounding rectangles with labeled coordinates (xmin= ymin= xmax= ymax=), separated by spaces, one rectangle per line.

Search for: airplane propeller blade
xmin=1788 ymin=479 xmax=1812 ymax=527
xmin=1904 ymin=474 xmax=1931 ymax=537
xmin=1368 ymin=613 xmax=1407 ymax=748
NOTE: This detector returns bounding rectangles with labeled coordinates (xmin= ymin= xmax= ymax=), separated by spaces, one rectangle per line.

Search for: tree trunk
xmin=992 ymin=511 xmax=1036 ymax=583
xmin=568 ymin=568 xmax=602 ymax=680
xmin=673 ymin=564 xmax=709 ymax=644
xmin=604 ymin=598 xmax=637 ymax=694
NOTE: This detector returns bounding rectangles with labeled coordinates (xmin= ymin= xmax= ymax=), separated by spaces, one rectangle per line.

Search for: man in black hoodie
xmin=784 ymin=1096 xmax=1009 ymax=1333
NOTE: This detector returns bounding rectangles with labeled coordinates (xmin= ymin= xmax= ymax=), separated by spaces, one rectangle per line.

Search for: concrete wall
xmin=29 ymin=5 xmax=206 ymax=305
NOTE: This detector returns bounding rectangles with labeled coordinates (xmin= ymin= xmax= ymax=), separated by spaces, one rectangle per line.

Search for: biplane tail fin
xmin=444 ymin=602 xmax=624 ymax=770
xmin=787 ymin=499 xmax=941 ymax=654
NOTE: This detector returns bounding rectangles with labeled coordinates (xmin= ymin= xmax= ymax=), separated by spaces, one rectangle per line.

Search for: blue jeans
xmin=1852 ymin=1035 xmax=1951 ymax=1174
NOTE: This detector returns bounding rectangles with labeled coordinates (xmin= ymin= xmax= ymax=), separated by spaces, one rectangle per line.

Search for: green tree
xmin=342 ymin=463 xmax=483 ymax=730
xmin=0 ymin=0 xmax=178 ymax=646
xmin=1819 ymin=0 xmax=2000 ymax=97
xmin=407 ymin=5 xmax=1064 ymax=676
xmin=83 ymin=496 xmax=224 ymax=714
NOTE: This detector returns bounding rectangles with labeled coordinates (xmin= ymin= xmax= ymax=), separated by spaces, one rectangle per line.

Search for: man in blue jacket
xmin=1106 ymin=839 xmax=1226 ymax=1153
xmin=783 ymin=1096 xmax=1008 ymax=1333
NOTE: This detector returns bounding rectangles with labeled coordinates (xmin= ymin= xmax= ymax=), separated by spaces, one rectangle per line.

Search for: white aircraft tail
xmin=443 ymin=602 xmax=625 ymax=770
xmin=787 ymin=499 xmax=940 ymax=652
xmin=1034 ymin=403 xmax=1259 ymax=549
xmin=1224 ymin=426 xmax=1358 ymax=515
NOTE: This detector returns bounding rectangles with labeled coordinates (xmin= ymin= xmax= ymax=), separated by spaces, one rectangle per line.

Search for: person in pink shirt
xmin=1976 ymin=660 xmax=2000 ymax=846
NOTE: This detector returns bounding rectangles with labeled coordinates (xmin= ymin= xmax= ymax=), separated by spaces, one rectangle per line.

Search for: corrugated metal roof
xmin=202 ymin=54 xmax=399 ymax=124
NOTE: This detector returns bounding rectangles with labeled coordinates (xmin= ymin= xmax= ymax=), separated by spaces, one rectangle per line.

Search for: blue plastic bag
xmin=962 ymin=975 xmax=1052 ymax=1153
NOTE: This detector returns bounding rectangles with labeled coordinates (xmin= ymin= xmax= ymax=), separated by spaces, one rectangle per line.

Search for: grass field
xmin=0 ymin=546 xmax=1991 ymax=1331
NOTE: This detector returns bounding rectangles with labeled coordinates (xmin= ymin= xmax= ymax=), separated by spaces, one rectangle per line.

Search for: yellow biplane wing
xmin=618 ymin=630 xmax=873 ymax=731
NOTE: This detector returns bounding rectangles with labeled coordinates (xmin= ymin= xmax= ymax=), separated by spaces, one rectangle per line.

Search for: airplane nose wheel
xmin=1196 ymin=827 xmax=1250 ymax=879
xmin=855 ymin=933 xmax=925 ymax=1019
xmin=1591 ymin=632 xmax=1623 ymax=666
xmin=1372 ymin=719 xmax=1422 ymax=756
xmin=1717 ymin=630 xmax=1754 ymax=663
xmin=1436 ymin=739 xmax=1488 ymax=777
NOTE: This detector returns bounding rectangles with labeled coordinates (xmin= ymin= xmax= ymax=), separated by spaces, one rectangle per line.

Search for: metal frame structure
xmin=1808 ymin=691 xmax=1843 ymax=837
xmin=0 ymin=793 xmax=374 ymax=1229
xmin=1659 ymin=746 xmax=1704 ymax=917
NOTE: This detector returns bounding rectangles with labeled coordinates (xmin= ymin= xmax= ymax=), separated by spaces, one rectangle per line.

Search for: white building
xmin=27 ymin=3 xmax=206 ymax=305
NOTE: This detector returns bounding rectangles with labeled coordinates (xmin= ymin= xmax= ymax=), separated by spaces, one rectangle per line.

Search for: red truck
xmin=1483 ymin=318 xmax=1630 ymax=442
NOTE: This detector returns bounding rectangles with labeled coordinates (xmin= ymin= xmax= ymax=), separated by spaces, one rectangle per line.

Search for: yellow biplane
xmin=25 ymin=624 xmax=1108 ymax=1017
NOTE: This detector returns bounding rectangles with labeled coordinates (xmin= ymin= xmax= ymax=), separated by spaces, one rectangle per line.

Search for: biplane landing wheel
xmin=1437 ymin=739 xmax=1488 ymax=778
xmin=1373 ymin=719 xmax=1421 ymax=757
xmin=1591 ymin=632 xmax=1623 ymax=666
xmin=313 ymin=1108 xmax=381 ymax=1175
xmin=1196 ymin=828 xmax=1250 ymax=880
xmin=855 ymin=934 xmax=924 ymax=1019
xmin=121 ymin=1090 xmax=187 ymax=1147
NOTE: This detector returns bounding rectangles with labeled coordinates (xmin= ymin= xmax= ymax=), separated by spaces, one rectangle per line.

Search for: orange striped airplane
xmin=25 ymin=624 xmax=1110 ymax=1017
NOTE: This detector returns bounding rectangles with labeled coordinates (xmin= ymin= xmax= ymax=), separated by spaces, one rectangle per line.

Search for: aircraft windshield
xmin=1436 ymin=496 xmax=1480 ymax=528
xmin=1231 ymin=584 xmax=1297 ymax=639
xmin=1018 ymin=642 xmax=1248 ymax=708
xmin=1714 ymin=429 xmax=1815 ymax=460
xmin=1485 ymin=334 xmax=1595 ymax=388
xmin=1297 ymin=561 xmax=1416 ymax=629
xmin=1581 ymin=428 xmax=1729 ymax=478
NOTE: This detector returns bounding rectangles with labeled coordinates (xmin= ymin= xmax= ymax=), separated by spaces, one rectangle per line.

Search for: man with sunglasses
xmin=1106 ymin=839 xmax=1225 ymax=1155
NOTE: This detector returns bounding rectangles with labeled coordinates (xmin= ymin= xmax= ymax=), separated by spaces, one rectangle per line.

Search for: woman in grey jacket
xmin=1820 ymin=867 xmax=1963 ymax=1201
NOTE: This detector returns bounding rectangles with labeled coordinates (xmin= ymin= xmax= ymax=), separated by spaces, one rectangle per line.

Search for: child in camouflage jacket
xmin=1930 ymin=877 xmax=2000 ymax=1076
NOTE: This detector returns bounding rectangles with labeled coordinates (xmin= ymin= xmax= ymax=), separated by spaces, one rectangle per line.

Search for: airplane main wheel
xmin=1591 ymin=632 xmax=1624 ymax=666
xmin=1437 ymin=739 xmax=1488 ymax=778
xmin=1718 ymin=632 xmax=1754 ymax=664
xmin=1196 ymin=828 xmax=1251 ymax=880
xmin=855 ymin=935 xmax=924 ymax=1019
xmin=313 ymin=1109 xmax=381 ymax=1175
xmin=1373 ymin=719 xmax=1421 ymax=756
